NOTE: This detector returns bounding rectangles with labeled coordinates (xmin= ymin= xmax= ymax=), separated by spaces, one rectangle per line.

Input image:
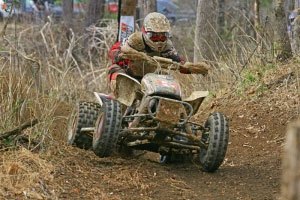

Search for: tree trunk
xmin=144 ymin=0 xmax=157 ymax=14
xmin=296 ymin=0 xmax=300 ymax=8
xmin=239 ymin=0 xmax=256 ymax=37
xmin=137 ymin=0 xmax=156 ymax=27
xmin=194 ymin=0 xmax=218 ymax=62
xmin=254 ymin=0 xmax=260 ymax=39
xmin=121 ymin=0 xmax=138 ymax=15
xmin=217 ymin=0 xmax=225 ymax=36
xmin=286 ymin=0 xmax=295 ymax=11
xmin=281 ymin=120 xmax=300 ymax=200
xmin=85 ymin=0 xmax=105 ymax=27
xmin=273 ymin=0 xmax=293 ymax=61
xmin=290 ymin=11 xmax=300 ymax=54
xmin=63 ymin=0 xmax=73 ymax=28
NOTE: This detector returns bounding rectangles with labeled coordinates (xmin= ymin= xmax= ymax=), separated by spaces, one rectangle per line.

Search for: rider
xmin=108 ymin=12 xmax=191 ymax=93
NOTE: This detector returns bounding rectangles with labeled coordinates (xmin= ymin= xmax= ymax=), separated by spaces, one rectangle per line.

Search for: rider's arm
xmin=161 ymin=47 xmax=183 ymax=63
xmin=108 ymin=41 xmax=122 ymax=63
xmin=161 ymin=41 xmax=191 ymax=74
xmin=161 ymin=40 xmax=185 ymax=63
xmin=108 ymin=41 xmax=129 ymax=67
xmin=109 ymin=32 xmax=145 ymax=67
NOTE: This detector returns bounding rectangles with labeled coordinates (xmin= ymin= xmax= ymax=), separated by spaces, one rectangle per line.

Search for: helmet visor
xmin=146 ymin=32 xmax=168 ymax=42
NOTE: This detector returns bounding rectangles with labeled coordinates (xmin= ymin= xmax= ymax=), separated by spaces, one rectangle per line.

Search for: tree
xmin=296 ymin=0 xmax=300 ymax=8
xmin=85 ymin=0 xmax=105 ymax=27
xmin=254 ymin=0 xmax=260 ymax=33
xmin=273 ymin=0 xmax=293 ymax=61
xmin=144 ymin=0 xmax=157 ymax=14
xmin=137 ymin=0 xmax=157 ymax=27
xmin=63 ymin=0 xmax=73 ymax=28
xmin=290 ymin=9 xmax=300 ymax=54
xmin=285 ymin=0 xmax=295 ymax=11
xmin=217 ymin=0 xmax=225 ymax=36
xmin=239 ymin=0 xmax=256 ymax=37
xmin=194 ymin=0 xmax=218 ymax=62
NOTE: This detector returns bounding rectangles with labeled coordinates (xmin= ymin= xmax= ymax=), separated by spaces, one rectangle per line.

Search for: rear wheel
xmin=67 ymin=101 xmax=101 ymax=149
xmin=199 ymin=112 xmax=229 ymax=172
xmin=93 ymin=99 xmax=122 ymax=157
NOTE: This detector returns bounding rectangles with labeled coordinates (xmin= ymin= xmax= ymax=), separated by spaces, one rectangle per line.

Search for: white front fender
xmin=115 ymin=73 xmax=141 ymax=106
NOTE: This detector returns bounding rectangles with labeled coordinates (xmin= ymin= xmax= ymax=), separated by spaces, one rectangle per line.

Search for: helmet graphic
xmin=142 ymin=12 xmax=171 ymax=52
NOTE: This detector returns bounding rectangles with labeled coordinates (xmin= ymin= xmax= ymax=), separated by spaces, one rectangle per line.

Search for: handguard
xmin=181 ymin=62 xmax=209 ymax=75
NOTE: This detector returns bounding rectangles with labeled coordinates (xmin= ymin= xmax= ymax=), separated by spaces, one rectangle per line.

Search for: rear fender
xmin=115 ymin=73 xmax=141 ymax=106
xmin=183 ymin=91 xmax=209 ymax=115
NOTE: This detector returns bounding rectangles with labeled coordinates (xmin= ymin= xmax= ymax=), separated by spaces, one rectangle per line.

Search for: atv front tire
xmin=67 ymin=101 xmax=101 ymax=149
xmin=93 ymin=99 xmax=122 ymax=157
xmin=199 ymin=112 xmax=229 ymax=172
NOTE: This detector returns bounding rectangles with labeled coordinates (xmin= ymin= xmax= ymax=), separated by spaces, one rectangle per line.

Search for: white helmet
xmin=143 ymin=12 xmax=170 ymax=52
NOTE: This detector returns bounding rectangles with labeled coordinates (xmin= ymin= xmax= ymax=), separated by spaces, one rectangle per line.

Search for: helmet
xmin=144 ymin=12 xmax=170 ymax=32
xmin=142 ymin=12 xmax=171 ymax=52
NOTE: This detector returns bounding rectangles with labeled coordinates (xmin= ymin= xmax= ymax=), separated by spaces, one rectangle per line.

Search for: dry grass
xmin=0 ymin=19 xmax=118 ymax=198
xmin=0 ymin=148 xmax=55 ymax=199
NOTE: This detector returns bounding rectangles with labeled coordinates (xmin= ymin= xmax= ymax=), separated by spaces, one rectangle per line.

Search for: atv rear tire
xmin=67 ymin=101 xmax=101 ymax=149
xmin=93 ymin=99 xmax=122 ymax=157
xmin=199 ymin=112 xmax=229 ymax=172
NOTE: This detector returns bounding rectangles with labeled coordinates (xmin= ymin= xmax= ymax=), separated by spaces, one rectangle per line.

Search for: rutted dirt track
xmin=1 ymin=65 xmax=298 ymax=200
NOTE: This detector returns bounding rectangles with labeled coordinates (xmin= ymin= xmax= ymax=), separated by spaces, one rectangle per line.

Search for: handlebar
xmin=120 ymin=46 xmax=209 ymax=75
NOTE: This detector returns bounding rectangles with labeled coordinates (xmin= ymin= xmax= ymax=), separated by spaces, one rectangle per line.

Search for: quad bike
xmin=68 ymin=47 xmax=229 ymax=172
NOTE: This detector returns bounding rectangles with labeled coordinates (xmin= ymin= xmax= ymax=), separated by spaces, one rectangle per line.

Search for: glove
xmin=182 ymin=62 xmax=209 ymax=75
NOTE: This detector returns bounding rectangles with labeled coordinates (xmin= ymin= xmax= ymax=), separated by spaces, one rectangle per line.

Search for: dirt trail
xmin=53 ymin=97 xmax=282 ymax=200
xmin=44 ymin=71 xmax=297 ymax=200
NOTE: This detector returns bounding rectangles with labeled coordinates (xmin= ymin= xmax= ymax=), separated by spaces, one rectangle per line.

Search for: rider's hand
xmin=116 ymin=52 xmax=124 ymax=62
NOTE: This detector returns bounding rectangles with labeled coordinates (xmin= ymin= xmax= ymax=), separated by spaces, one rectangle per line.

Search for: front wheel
xmin=199 ymin=112 xmax=229 ymax=172
xmin=67 ymin=101 xmax=101 ymax=149
xmin=93 ymin=99 xmax=122 ymax=157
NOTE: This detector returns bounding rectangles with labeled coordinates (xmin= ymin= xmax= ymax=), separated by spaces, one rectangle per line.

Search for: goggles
xmin=146 ymin=32 xmax=169 ymax=42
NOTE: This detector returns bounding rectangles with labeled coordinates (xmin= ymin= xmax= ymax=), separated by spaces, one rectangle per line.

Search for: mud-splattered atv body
xmin=68 ymin=52 xmax=229 ymax=172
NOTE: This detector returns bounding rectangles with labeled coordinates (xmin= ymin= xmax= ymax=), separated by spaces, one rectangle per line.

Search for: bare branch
xmin=0 ymin=119 xmax=39 ymax=140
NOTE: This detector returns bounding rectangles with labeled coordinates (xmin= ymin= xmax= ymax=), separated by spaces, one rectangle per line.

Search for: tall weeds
xmin=0 ymin=18 xmax=117 ymax=149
